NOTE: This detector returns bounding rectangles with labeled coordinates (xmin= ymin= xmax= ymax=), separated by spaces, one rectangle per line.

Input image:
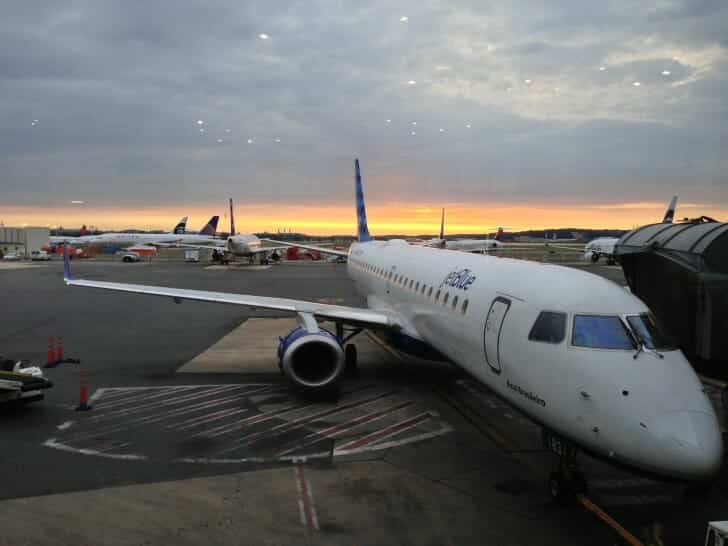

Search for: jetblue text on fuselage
xmin=440 ymin=268 xmax=476 ymax=291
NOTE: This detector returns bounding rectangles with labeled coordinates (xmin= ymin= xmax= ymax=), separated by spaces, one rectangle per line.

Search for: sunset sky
xmin=2 ymin=1 xmax=726 ymax=234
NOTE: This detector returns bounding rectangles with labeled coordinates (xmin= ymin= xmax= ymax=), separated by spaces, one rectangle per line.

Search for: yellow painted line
xmin=577 ymin=495 xmax=644 ymax=546
xmin=366 ymin=331 xmax=405 ymax=363
xmin=700 ymin=375 xmax=727 ymax=389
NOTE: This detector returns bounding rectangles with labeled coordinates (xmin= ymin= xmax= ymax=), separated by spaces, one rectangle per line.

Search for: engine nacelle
xmin=277 ymin=326 xmax=345 ymax=389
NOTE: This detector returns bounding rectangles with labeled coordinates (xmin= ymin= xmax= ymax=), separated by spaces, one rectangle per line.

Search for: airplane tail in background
xmin=79 ymin=225 xmax=87 ymax=236
xmin=354 ymin=159 xmax=372 ymax=242
xmin=494 ymin=227 xmax=504 ymax=241
xmin=229 ymin=198 xmax=236 ymax=236
xmin=199 ymin=216 xmax=219 ymax=236
xmin=662 ymin=195 xmax=678 ymax=223
xmin=439 ymin=209 xmax=445 ymax=240
xmin=173 ymin=216 xmax=188 ymax=234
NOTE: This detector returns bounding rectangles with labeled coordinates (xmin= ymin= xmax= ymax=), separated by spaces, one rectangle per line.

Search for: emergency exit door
xmin=484 ymin=297 xmax=511 ymax=374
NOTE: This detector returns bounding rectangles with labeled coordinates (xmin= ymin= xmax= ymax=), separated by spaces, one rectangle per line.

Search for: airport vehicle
xmin=327 ymin=254 xmax=347 ymax=263
xmin=185 ymin=250 xmax=200 ymax=262
xmin=2 ymin=251 xmax=21 ymax=261
xmin=120 ymin=252 xmax=141 ymax=263
xmin=423 ymin=209 xmax=504 ymax=253
xmin=62 ymin=160 xmax=722 ymax=501
xmin=583 ymin=196 xmax=678 ymax=264
xmin=30 ymin=250 xmax=51 ymax=261
xmin=0 ymin=360 xmax=53 ymax=405
xmin=706 ymin=522 xmax=728 ymax=546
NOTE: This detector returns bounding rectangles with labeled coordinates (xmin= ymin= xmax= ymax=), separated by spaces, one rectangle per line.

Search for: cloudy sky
xmin=1 ymin=0 xmax=726 ymax=233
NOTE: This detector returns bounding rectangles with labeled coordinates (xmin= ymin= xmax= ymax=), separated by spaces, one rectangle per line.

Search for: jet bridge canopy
xmin=615 ymin=221 xmax=728 ymax=361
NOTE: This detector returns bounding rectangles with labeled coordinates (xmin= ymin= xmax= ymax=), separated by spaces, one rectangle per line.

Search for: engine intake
xmin=277 ymin=326 xmax=345 ymax=389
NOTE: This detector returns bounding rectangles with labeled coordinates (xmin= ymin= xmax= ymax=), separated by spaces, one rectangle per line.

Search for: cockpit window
xmin=626 ymin=314 xmax=676 ymax=351
xmin=572 ymin=315 xmax=635 ymax=350
xmin=529 ymin=311 xmax=566 ymax=343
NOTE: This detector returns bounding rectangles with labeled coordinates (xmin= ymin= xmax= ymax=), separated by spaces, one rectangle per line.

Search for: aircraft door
xmin=483 ymin=297 xmax=511 ymax=374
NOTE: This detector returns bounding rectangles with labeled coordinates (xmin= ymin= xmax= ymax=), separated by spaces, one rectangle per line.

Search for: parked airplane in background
xmin=421 ymin=209 xmax=504 ymax=253
xmin=185 ymin=198 xmax=285 ymax=264
xmin=49 ymin=216 xmax=192 ymax=247
xmin=62 ymin=163 xmax=720 ymax=501
xmin=583 ymin=196 xmax=678 ymax=264
xmin=81 ymin=216 xmax=221 ymax=249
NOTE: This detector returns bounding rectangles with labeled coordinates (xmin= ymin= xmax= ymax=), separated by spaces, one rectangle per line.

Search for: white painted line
xmin=56 ymin=421 xmax=73 ymax=431
xmin=295 ymin=466 xmax=319 ymax=531
xmin=43 ymin=439 xmax=146 ymax=461
xmin=334 ymin=426 xmax=453 ymax=456
xmin=65 ymin=387 xmax=261 ymax=442
xmin=92 ymin=385 xmax=199 ymax=410
xmin=334 ymin=412 xmax=432 ymax=453
xmin=214 ymin=390 xmax=400 ymax=452
xmin=88 ymin=388 xmax=107 ymax=404
xmin=90 ymin=385 xmax=238 ymax=420
xmin=173 ymin=407 xmax=250 ymax=430
xmin=277 ymin=400 xmax=415 ymax=456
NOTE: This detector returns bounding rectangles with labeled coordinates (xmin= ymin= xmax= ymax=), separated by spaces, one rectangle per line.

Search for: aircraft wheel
xmin=590 ymin=252 xmax=600 ymax=263
xmin=549 ymin=472 xmax=576 ymax=505
xmin=345 ymin=344 xmax=358 ymax=375
xmin=606 ymin=257 xmax=616 ymax=265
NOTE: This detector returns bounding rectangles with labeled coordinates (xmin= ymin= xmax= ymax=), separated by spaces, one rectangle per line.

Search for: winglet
xmin=662 ymin=195 xmax=678 ymax=223
xmin=63 ymin=245 xmax=73 ymax=282
xmin=354 ymin=159 xmax=372 ymax=242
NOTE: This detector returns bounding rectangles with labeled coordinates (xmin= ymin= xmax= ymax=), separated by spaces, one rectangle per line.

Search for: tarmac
xmin=0 ymin=258 xmax=726 ymax=545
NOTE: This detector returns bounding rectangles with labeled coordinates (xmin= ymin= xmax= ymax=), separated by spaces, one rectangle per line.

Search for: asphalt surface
xmin=0 ymin=258 xmax=725 ymax=546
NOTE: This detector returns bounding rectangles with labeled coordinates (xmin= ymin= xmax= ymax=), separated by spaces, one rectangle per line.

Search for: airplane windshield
xmin=626 ymin=314 xmax=676 ymax=351
xmin=572 ymin=315 xmax=636 ymax=350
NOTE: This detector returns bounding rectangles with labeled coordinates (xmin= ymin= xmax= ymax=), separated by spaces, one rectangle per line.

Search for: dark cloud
xmin=0 ymin=0 xmax=726 ymax=210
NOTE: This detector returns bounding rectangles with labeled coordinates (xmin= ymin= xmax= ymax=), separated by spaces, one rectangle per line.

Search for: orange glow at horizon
xmin=0 ymin=201 xmax=725 ymax=235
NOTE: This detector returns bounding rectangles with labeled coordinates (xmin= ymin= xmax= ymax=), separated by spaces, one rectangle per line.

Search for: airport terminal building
xmin=0 ymin=227 xmax=50 ymax=258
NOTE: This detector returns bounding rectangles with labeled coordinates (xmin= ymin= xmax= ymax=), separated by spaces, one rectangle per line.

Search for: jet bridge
xmin=615 ymin=220 xmax=728 ymax=361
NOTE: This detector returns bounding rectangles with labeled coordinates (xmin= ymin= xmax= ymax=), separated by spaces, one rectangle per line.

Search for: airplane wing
xmin=63 ymin=250 xmax=395 ymax=329
xmin=262 ymin=240 xmax=349 ymax=257
xmin=64 ymin=278 xmax=397 ymax=329
xmin=249 ymin=245 xmax=290 ymax=254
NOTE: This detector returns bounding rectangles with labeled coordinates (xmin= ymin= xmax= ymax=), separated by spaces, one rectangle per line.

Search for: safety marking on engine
xmin=43 ymin=384 xmax=452 ymax=463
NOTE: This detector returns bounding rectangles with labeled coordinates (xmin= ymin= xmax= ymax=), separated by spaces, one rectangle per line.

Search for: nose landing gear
xmin=544 ymin=430 xmax=588 ymax=504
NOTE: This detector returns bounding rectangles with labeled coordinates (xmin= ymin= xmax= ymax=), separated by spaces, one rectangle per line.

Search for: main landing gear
xmin=544 ymin=430 xmax=587 ymax=505
xmin=336 ymin=323 xmax=361 ymax=376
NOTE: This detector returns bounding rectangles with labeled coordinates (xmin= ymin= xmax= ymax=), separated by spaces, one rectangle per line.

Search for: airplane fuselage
xmin=346 ymin=238 xmax=722 ymax=481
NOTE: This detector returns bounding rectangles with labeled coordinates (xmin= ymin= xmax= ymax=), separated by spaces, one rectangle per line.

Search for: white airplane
xmin=583 ymin=196 xmax=679 ymax=264
xmin=81 ymin=216 xmax=221 ymax=249
xmin=49 ymin=217 xmax=189 ymax=246
xmin=187 ymin=198 xmax=286 ymax=264
xmin=421 ymin=209 xmax=504 ymax=253
xmin=62 ymin=161 xmax=721 ymax=501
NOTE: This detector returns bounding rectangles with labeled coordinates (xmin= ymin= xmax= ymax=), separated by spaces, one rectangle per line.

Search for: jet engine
xmin=277 ymin=326 xmax=346 ymax=390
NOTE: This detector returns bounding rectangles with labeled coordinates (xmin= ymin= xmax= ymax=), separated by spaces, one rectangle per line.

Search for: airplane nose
xmin=651 ymin=411 xmax=723 ymax=480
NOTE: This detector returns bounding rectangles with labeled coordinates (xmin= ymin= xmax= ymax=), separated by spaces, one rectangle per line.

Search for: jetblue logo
xmin=441 ymin=268 xmax=476 ymax=291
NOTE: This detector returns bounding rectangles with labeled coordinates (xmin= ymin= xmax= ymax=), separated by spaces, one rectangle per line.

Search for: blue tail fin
xmin=173 ymin=216 xmax=188 ymax=234
xmin=354 ymin=159 xmax=372 ymax=242
xmin=199 ymin=216 xmax=219 ymax=236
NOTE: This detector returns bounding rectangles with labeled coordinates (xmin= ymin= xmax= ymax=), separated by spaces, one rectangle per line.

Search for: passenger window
xmin=435 ymin=289 xmax=441 ymax=302
xmin=428 ymin=286 xmax=433 ymax=298
xmin=528 ymin=311 xmax=566 ymax=344
xmin=452 ymin=295 xmax=458 ymax=309
xmin=461 ymin=299 xmax=469 ymax=314
xmin=409 ymin=279 xmax=413 ymax=289
xmin=415 ymin=281 xmax=420 ymax=291
xmin=572 ymin=315 xmax=635 ymax=350
xmin=443 ymin=292 xmax=449 ymax=305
